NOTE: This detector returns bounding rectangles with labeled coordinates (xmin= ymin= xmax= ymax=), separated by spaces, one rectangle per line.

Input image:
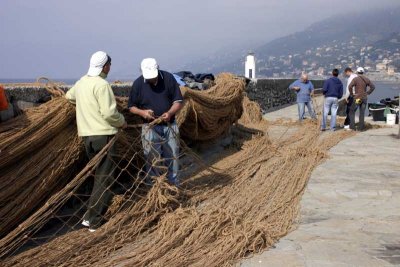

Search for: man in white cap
xmin=66 ymin=51 xmax=126 ymax=232
xmin=128 ymin=58 xmax=183 ymax=186
xmin=347 ymin=67 xmax=375 ymax=131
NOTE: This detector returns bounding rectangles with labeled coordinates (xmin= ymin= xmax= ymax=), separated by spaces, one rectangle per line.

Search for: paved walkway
xmin=240 ymin=100 xmax=400 ymax=267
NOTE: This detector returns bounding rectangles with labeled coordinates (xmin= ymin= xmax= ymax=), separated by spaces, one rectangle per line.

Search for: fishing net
xmin=238 ymin=95 xmax=263 ymax=125
xmin=0 ymin=74 xmax=354 ymax=266
xmin=0 ymin=97 xmax=84 ymax=238
xmin=177 ymin=73 xmax=245 ymax=141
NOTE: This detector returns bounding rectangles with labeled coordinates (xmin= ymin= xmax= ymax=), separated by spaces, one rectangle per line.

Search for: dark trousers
xmin=82 ymin=135 xmax=115 ymax=228
xmin=344 ymin=97 xmax=353 ymax=126
xmin=349 ymin=99 xmax=367 ymax=131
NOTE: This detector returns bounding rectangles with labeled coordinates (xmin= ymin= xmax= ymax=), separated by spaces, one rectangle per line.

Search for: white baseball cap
xmin=141 ymin=58 xmax=159 ymax=79
xmin=356 ymin=67 xmax=365 ymax=74
xmin=87 ymin=51 xmax=109 ymax=77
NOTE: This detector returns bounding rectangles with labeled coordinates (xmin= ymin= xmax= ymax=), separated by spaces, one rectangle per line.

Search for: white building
xmin=376 ymin=63 xmax=387 ymax=71
xmin=388 ymin=66 xmax=396 ymax=75
xmin=245 ymin=53 xmax=256 ymax=79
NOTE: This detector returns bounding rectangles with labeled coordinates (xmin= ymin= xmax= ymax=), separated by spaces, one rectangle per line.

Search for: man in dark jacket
xmin=347 ymin=67 xmax=375 ymax=131
xmin=321 ymin=69 xmax=343 ymax=131
xmin=128 ymin=58 xmax=183 ymax=186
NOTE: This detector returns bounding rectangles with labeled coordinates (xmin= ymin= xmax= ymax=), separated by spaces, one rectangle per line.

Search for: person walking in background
xmin=343 ymin=67 xmax=358 ymax=130
xmin=66 ymin=51 xmax=127 ymax=232
xmin=128 ymin=58 xmax=183 ymax=186
xmin=348 ymin=67 xmax=375 ymax=131
xmin=321 ymin=69 xmax=343 ymax=131
xmin=289 ymin=73 xmax=317 ymax=121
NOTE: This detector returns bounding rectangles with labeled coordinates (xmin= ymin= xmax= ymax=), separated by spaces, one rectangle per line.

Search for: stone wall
xmin=3 ymin=84 xmax=132 ymax=102
xmin=0 ymin=84 xmax=132 ymax=121
xmin=1 ymin=79 xmax=324 ymax=121
xmin=245 ymin=79 xmax=324 ymax=112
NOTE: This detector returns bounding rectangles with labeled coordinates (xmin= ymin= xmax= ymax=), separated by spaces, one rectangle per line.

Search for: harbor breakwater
xmin=0 ymin=79 xmax=324 ymax=121
xmin=246 ymin=79 xmax=324 ymax=112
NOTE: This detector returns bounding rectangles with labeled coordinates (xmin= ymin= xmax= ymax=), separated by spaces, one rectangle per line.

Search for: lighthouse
xmin=245 ymin=52 xmax=256 ymax=79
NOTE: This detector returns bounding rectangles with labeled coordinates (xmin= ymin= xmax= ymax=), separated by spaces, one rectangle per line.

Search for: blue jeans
xmin=321 ymin=97 xmax=339 ymax=130
xmin=141 ymin=123 xmax=180 ymax=186
xmin=297 ymin=101 xmax=316 ymax=121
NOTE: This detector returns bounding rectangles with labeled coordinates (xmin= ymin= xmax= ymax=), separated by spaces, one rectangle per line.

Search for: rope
xmin=0 ymin=74 xmax=355 ymax=267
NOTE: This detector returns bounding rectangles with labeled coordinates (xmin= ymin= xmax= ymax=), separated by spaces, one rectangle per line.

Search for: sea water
xmin=368 ymin=81 xmax=400 ymax=103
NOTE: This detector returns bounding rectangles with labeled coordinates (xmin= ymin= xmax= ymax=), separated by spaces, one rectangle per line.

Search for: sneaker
xmin=344 ymin=125 xmax=350 ymax=130
xmin=81 ymin=220 xmax=90 ymax=227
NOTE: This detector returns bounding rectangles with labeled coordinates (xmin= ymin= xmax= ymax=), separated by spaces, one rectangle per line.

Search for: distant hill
xmin=184 ymin=7 xmax=400 ymax=77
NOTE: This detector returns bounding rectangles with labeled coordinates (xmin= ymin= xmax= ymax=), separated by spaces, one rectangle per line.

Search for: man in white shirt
xmin=343 ymin=67 xmax=357 ymax=129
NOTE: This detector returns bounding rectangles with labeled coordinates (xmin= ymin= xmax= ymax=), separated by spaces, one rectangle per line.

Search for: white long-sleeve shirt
xmin=345 ymin=73 xmax=358 ymax=100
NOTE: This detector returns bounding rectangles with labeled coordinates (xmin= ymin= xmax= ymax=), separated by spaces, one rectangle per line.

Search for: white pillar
xmin=245 ymin=53 xmax=256 ymax=79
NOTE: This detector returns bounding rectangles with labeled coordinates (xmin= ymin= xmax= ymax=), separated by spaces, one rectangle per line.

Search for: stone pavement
xmin=240 ymin=100 xmax=400 ymax=267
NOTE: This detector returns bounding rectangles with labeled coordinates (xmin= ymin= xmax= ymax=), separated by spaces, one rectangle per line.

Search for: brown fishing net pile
xmin=238 ymin=95 xmax=263 ymax=125
xmin=0 ymin=74 xmax=354 ymax=266
xmin=0 ymin=98 xmax=84 ymax=237
xmin=177 ymin=73 xmax=245 ymax=141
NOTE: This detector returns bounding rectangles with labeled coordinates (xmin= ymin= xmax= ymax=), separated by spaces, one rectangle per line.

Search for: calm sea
xmin=368 ymin=81 xmax=400 ymax=103
xmin=0 ymin=78 xmax=132 ymax=85
xmin=0 ymin=78 xmax=78 ymax=85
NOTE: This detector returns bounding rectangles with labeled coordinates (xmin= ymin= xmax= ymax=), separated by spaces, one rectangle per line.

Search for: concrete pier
xmin=240 ymin=99 xmax=400 ymax=267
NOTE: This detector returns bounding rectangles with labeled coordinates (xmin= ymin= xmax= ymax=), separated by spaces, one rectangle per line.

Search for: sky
xmin=1 ymin=0 xmax=399 ymax=80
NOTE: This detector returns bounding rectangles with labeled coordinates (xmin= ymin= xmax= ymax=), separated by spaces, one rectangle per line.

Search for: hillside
xmin=185 ymin=7 xmax=400 ymax=77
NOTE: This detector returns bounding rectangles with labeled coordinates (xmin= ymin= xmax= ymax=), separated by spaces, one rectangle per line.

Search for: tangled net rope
xmin=0 ymin=74 xmax=354 ymax=266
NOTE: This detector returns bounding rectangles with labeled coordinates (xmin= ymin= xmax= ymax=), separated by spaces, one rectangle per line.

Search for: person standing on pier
xmin=66 ymin=51 xmax=127 ymax=232
xmin=348 ymin=67 xmax=375 ymax=131
xmin=289 ymin=73 xmax=317 ymax=121
xmin=343 ymin=67 xmax=358 ymax=130
xmin=321 ymin=69 xmax=343 ymax=131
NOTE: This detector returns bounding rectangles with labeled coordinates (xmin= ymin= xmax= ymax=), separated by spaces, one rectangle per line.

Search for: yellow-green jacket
xmin=66 ymin=74 xmax=125 ymax=136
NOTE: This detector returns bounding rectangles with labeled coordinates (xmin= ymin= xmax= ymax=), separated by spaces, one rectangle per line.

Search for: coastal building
xmin=317 ymin=67 xmax=325 ymax=76
xmin=376 ymin=62 xmax=387 ymax=71
xmin=388 ymin=66 xmax=396 ymax=75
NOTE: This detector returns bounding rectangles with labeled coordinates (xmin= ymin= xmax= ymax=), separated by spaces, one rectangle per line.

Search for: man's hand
xmin=141 ymin=109 xmax=155 ymax=120
xmin=293 ymin=86 xmax=300 ymax=91
xmin=161 ymin=112 xmax=171 ymax=122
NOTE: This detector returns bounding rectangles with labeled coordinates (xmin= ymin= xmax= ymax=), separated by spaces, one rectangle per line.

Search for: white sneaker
xmin=344 ymin=125 xmax=350 ymax=130
xmin=81 ymin=220 xmax=90 ymax=227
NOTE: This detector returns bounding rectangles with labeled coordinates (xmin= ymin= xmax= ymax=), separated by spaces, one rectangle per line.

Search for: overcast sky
xmin=1 ymin=0 xmax=399 ymax=80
